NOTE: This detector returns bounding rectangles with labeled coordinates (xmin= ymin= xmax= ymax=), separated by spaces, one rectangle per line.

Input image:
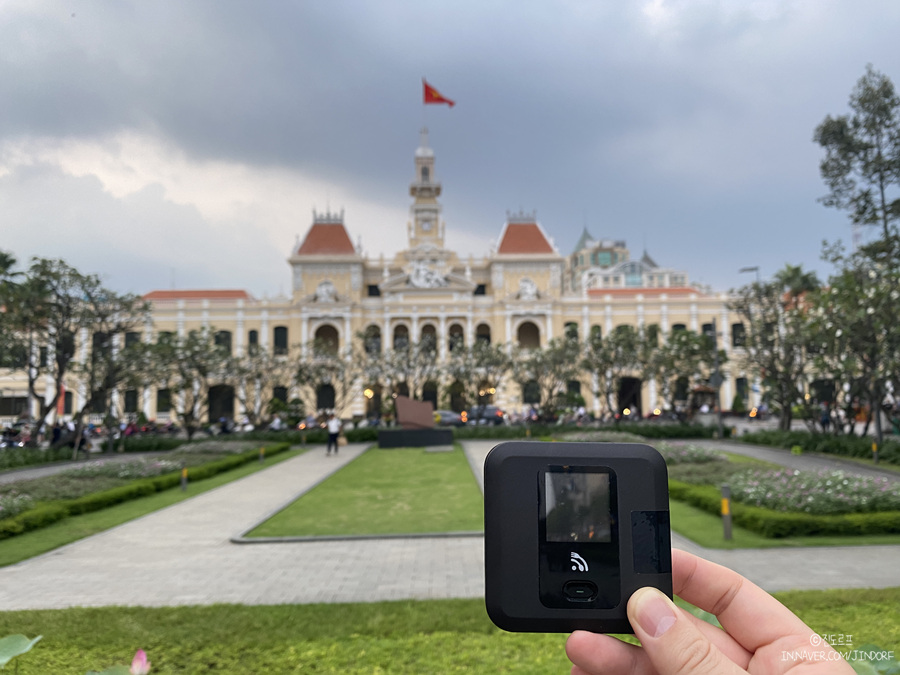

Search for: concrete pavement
xmin=0 ymin=438 xmax=897 ymax=611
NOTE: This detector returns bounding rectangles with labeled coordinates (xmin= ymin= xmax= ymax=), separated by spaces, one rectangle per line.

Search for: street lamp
xmin=739 ymin=266 xmax=760 ymax=283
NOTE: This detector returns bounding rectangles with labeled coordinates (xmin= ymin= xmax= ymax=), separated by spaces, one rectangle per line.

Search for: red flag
xmin=423 ymin=79 xmax=455 ymax=107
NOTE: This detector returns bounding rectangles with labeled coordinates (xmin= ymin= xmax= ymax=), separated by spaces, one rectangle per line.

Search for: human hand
xmin=566 ymin=549 xmax=853 ymax=674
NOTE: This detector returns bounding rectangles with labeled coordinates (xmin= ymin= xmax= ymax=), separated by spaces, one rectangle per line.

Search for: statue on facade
xmin=408 ymin=260 xmax=448 ymax=288
xmin=315 ymin=280 xmax=337 ymax=302
xmin=518 ymin=277 xmax=538 ymax=300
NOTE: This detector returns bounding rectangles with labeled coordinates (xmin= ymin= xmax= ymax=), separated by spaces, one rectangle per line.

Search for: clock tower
xmin=408 ymin=127 xmax=445 ymax=249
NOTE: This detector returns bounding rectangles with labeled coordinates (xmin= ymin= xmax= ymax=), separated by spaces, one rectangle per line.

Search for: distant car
xmin=434 ymin=409 xmax=465 ymax=427
xmin=464 ymin=405 xmax=507 ymax=426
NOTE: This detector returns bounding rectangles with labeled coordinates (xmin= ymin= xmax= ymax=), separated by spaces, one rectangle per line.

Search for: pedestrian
xmin=326 ymin=413 xmax=342 ymax=455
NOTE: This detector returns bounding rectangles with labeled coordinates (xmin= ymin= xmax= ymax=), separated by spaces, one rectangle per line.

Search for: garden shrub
xmin=121 ymin=436 xmax=187 ymax=453
xmin=0 ymin=443 xmax=290 ymax=541
xmin=668 ymin=478 xmax=900 ymax=538
xmin=0 ymin=446 xmax=73 ymax=471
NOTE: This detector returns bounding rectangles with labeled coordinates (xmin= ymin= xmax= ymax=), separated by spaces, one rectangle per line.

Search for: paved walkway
xmin=0 ymin=438 xmax=897 ymax=611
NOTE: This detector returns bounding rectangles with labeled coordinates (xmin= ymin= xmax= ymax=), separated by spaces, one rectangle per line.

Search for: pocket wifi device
xmin=484 ymin=441 xmax=672 ymax=633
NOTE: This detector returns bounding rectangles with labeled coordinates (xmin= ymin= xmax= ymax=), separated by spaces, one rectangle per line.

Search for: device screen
xmin=544 ymin=470 xmax=611 ymax=543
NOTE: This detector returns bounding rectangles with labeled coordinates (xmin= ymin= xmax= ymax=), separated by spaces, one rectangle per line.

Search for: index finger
xmin=673 ymin=549 xmax=813 ymax=652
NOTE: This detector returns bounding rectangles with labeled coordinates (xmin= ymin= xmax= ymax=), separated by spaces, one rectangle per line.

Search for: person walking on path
xmin=325 ymin=413 xmax=342 ymax=455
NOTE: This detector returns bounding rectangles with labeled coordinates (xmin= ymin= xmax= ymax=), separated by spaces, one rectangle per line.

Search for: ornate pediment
xmin=379 ymin=268 xmax=476 ymax=293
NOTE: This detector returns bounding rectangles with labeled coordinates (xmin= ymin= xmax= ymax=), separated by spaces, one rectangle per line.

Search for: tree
xmin=728 ymin=266 xmax=819 ymax=431
xmin=644 ymin=328 xmax=718 ymax=416
xmin=444 ymin=340 xmax=510 ymax=414
xmin=582 ymin=325 xmax=639 ymax=420
xmin=148 ymin=328 xmax=230 ymax=440
xmin=294 ymin=339 xmax=364 ymax=418
xmin=511 ymin=339 xmax=582 ymax=420
xmin=379 ymin=336 xmax=443 ymax=402
xmin=815 ymin=65 xmax=900 ymax=242
xmin=221 ymin=346 xmax=298 ymax=426
xmin=69 ymin=286 xmax=150 ymax=453
xmin=1 ymin=258 xmax=119 ymax=445
xmin=810 ymin=238 xmax=900 ymax=441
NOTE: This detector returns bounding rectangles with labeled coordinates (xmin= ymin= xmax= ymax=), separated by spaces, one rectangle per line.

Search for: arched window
xmin=448 ymin=323 xmax=464 ymax=352
xmin=393 ymin=325 xmax=409 ymax=350
xmin=476 ymin=323 xmax=491 ymax=345
xmin=732 ymin=323 xmax=746 ymax=348
xmin=421 ymin=324 xmax=437 ymax=352
xmin=517 ymin=321 xmax=540 ymax=349
xmin=421 ymin=166 xmax=430 ymax=182
xmin=248 ymin=330 xmax=259 ymax=355
xmin=564 ymin=322 xmax=578 ymax=341
xmin=364 ymin=325 xmax=381 ymax=355
xmin=314 ymin=324 xmax=339 ymax=355
xmin=215 ymin=330 xmax=232 ymax=355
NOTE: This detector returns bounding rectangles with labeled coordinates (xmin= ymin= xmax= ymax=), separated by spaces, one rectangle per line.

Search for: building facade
xmin=2 ymin=130 xmax=755 ymax=426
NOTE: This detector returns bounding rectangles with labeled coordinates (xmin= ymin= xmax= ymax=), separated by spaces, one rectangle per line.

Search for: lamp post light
xmin=739 ymin=266 xmax=760 ymax=284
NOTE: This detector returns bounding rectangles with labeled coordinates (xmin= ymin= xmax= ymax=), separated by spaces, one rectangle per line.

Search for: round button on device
xmin=564 ymin=580 xmax=598 ymax=602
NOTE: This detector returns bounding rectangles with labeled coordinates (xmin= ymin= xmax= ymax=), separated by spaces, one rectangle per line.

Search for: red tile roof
xmin=297 ymin=223 xmax=356 ymax=255
xmin=143 ymin=290 xmax=253 ymax=301
xmin=497 ymin=222 xmax=555 ymax=254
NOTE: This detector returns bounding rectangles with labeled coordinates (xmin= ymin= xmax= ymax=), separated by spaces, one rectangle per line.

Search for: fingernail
xmin=633 ymin=588 xmax=677 ymax=638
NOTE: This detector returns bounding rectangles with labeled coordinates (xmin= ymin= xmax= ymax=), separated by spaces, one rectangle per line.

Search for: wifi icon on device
xmin=570 ymin=552 xmax=589 ymax=572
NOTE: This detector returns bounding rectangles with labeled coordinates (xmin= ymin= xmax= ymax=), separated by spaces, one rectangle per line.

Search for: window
xmin=731 ymin=323 xmax=746 ymax=348
xmin=421 ymin=166 xmax=430 ymax=182
xmin=476 ymin=323 xmax=491 ymax=345
xmin=316 ymin=384 xmax=335 ymax=410
xmin=564 ymin=322 xmax=578 ymax=341
xmin=273 ymin=386 xmax=288 ymax=403
xmin=367 ymin=284 xmax=381 ymax=297
xmin=522 ymin=380 xmax=540 ymax=405
xmin=517 ymin=321 xmax=540 ymax=349
xmin=474 ymin=284 xmax=486 ymax=295
xmin=0 ymin=396 xmax=27 ymax=416
xmin=248 ymin=329 xmax=259 ymax=355
xmin=364 ymin=325 xmax=382 ymax=355
xmin=157 ymin=331 xmax=174 ymax=345
xmin=273 ymin=326 xmax=288 ymax=355
xmin=448 ymin=323 xmax=464 ymax=351
xmin=215 ymin=330 xmax=232 ymax=355
xmin=124 ymin=389 xmax=138 ymax=414
xmin=671 ymin=323 xmax=687 ymax=332
xmin=64 ymin=391 xmax=73 ymax=415
xmin=313 ymin=325 xmax=339 ymax=355
xmin=393 ymin=325 xmax=409 ymax=350
xmin=156 ymin=388 xmax=171 ymax=413
xmin=125 ymin=332 xmax=141 ymax=349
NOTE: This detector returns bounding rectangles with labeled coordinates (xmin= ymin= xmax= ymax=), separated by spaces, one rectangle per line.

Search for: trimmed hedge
xmin=669 ymin=479 xmax=900 ymax=538
xmin=739 ymin=430 xmax=900 ymax=466
xmin=0 ymin=443 xmax=290 ymax=541
xmin=120 ymin=436 xmax=187 ymax=453
xmin=0 ymin=445 xmax=75 ymax=471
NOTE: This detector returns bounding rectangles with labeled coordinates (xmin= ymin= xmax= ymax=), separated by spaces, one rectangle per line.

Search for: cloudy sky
xmin=2 ymin=0 xmax=898 ymax=297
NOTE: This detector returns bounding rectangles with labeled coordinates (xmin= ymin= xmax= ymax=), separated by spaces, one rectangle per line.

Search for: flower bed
xmin=0 ymin=443 xmax=290 ymax=540
xmin=729 ymin=468 xmax=900 ymax=515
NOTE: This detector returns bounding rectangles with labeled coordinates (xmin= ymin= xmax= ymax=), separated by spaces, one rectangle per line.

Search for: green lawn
xmin=248 ymin=446 xmax=484 ymax=537
xmin=0 ymin=590 xmax=896 ymax=673
xmin=0 ymin=448 xmax=305 ymax=567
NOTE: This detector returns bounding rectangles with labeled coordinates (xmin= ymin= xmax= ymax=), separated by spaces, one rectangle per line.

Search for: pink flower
xmin=131 ymin=649 xmax=151 ymax=675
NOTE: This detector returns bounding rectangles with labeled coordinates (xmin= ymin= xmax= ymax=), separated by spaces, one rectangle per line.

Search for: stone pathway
xmin=0 ymin=438 xmax=896 ymax=611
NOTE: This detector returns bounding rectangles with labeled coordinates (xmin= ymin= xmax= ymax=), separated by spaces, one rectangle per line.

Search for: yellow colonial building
xmin=137 ymin=129 xmax=750 ymax=424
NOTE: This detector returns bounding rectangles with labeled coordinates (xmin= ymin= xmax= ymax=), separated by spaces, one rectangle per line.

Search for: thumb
xmin=627 ymin=587 xmax=745 ymax=675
